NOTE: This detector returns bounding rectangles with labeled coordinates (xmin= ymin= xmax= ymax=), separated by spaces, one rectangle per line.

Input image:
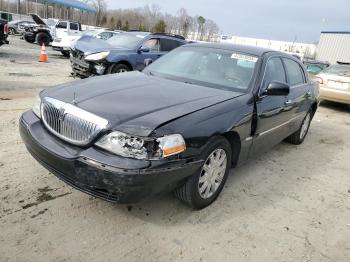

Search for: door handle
xmin=284 ymin=100 xmax=293 ymax=106
xmin=304 ymin=91 xmax=312 ymax=99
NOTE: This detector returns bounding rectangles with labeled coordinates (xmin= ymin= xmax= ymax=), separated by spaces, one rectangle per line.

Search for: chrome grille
xmin=41 ymin=97 xmax=108 ymax=146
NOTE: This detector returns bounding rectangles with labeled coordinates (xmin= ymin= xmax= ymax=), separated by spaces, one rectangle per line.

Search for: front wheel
xmin=61 ymin=51 xmax=70 ymax=58
xmin=286 ymin=111 xmax=312 ymax=145
xmin=36 ymin=32 xmax=50 ymax=46
xmin=108 ymin=63 xmax=130 ymax=74
xmin=174 ymin=137 xmax=232 ymax=209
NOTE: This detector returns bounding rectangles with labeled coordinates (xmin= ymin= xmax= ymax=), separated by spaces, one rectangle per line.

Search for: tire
xmin=36 ymin=32 xmax=50 ymax=46
xmin=174 ymin=137 xmax=232 ymax=209
xmin=108 ymin=63 xmax=130 ymax=74
xmin=286 ymin=111 xmax=312 ymax=145
xmin=24 ymin=34 xmax=35 ymax=43
xmin=61 ymin=51 xmax=70 ymax=58
xmin=9 ymin=28 xmax=16 ymax=35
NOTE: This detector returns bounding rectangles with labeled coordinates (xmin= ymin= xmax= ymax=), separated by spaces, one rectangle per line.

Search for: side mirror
xmin=96 ymin=35 xmax=102 ymax=39
xmin=138 ymin=47 xmax=150 ymax=53
xmin=144 ymin=58 xmax=153 ymax=67
xmin=264 ymin=81 xmax=290 ymax=96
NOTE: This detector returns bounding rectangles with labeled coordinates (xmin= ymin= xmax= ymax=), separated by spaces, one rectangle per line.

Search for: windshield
xmin=106 ymin=33 xmax=147 ymax=49
xmin=144 ymin=46 xmax=258 ymax=92
xmin=322 ymin=64 xmax=350 ymax=75
xmin=45 ymin=19 xmax=57 ymax=27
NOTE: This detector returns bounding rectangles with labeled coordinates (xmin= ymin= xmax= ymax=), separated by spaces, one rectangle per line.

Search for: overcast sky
xmin=105 ymin=0 xmax=350 ymax=43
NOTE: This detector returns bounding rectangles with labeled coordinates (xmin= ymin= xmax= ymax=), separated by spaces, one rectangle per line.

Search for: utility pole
xmin=17 ymin=0 xmax=20 ymax=14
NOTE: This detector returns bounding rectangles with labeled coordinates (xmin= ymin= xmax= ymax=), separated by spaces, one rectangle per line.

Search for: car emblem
xmin=73 ymin=92 xmax=77 ymax=105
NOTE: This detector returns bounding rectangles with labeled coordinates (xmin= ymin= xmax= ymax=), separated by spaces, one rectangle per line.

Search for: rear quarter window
xmin=283 ymin=58 xmax=306 ymax=86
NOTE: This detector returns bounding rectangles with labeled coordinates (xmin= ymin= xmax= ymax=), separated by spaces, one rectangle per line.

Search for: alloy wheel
xmin=300 ymin=113 xmax=311 ymax=140
xmin=198 ymin=148 xmax=227 ymax=199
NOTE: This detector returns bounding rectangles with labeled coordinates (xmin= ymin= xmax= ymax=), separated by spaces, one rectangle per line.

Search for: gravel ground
xmin=0 ymin=36 xmax=349 ymax=262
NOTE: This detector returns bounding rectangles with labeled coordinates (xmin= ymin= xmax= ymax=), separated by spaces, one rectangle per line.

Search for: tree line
xmin=89 ymin=2 xmax=220 ymax=42
xmin=1 ymin=1 xmax=220 ymax=42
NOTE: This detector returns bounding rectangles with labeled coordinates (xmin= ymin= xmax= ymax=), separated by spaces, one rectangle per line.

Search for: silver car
xmin=315 ymin=64 xmax=350 ymax=104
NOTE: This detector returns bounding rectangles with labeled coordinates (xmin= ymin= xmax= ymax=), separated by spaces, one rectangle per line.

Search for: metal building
xmin=316 ymin=32 xmax=350 ymax=64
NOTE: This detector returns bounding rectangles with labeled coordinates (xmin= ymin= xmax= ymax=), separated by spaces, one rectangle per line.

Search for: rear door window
xmin=160 ymin=39 xmax=182 ymax=52
xmin=70 ymin=23 xmax=79 ymax=31
xmin=283 ymin=58 xmax=305 ymax=86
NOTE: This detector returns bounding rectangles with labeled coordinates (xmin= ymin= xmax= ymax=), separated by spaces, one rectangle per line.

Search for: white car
xmin=52 ymin=29 xmax=121 ymax=57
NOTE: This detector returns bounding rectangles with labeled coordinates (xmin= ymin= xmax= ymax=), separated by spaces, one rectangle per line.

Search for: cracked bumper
xmin=19 ymin=111 xmax=202 ymax=203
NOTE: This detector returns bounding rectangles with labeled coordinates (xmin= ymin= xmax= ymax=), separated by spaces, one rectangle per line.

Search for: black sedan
xmin=20 ymin=43 xmax=319 ymax=209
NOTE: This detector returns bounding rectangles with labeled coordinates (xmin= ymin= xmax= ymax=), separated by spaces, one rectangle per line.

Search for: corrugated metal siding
xmin=316 ymin=33 xmax=350 ymax=64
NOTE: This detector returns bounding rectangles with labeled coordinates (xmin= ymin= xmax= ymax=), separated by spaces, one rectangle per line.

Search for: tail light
xmin=4 ymin=23 xmax=8 ymax=34
xmin=314 ymin=76 xmax=323 ymax=85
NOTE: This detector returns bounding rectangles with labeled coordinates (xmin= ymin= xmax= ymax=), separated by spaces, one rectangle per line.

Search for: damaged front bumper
xmin=19 ymin=111 xmax=202 ymax=203
xmin=70 ymin=51 xmax=106 ymax=78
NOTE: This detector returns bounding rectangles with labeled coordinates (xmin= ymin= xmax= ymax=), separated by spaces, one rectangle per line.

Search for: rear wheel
xmin=286 ymin=111 xmax=312 ymax=145
xmin=174 ymin=137 xmax=232 ymax=209
xmin=108 ymin=63 xmax=130 ymax=74
xmin=36 ymin=32 xmax=50 ymax=46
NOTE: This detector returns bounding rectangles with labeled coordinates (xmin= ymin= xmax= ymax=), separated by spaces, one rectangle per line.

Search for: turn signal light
xmin=163 ymin=144 xmax=186 ymax=157
xmin=4 ymin=23 xmax=8 ymax=34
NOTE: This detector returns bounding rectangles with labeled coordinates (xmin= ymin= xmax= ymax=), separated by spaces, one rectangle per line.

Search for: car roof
xmin=124 ymin=31 xmax=150 ymax=36
xmin=186 ymin=42 xmax=279 ymax=57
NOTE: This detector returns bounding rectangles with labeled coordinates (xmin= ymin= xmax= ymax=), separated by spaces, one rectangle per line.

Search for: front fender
xmin=106 ymin=53 xmax=136 ymax=69
xmin=152 ymin=94 xmax=254 ymax=162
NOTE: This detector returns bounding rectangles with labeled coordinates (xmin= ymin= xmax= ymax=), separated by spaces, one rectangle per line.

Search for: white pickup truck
xmin=24 ymin=14 xmax=82 ymax=48
xmin=52 ymin=29 xmax=121 ymax=57
xmin=51 ymin=20 xmax=83 ymax=56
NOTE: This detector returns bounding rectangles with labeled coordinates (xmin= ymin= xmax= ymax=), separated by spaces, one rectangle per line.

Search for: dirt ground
xmin=0 ymin=36 xmax=349 ymax=262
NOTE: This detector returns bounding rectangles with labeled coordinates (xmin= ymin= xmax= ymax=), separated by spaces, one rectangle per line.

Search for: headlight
xmin=95 ymin=131 xmax=147 ymax=159
xmin=95 ymin=131 xmax=186 ymax=160
xmin=85 ymin=51 xmax=110 ymax=61
xmin=157 ymin=134 xmax=186 ymax=157
xmin=32 ymin=96 xmax=41 ymax=118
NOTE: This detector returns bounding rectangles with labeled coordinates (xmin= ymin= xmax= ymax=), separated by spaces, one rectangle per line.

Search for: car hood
xmin=74 ymin=36 xmax=132 ymax=54
xmin=41 ymin=72 xmax=243 ymax=137
xmin=29 ymin=13 xmax=46 ymax=26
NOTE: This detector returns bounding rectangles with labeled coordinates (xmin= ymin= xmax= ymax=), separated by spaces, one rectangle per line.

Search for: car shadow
xmin=91 ymin=132 xmax=331 ymax=226
xmin=320 ymin=100 xmax=350 ymax=112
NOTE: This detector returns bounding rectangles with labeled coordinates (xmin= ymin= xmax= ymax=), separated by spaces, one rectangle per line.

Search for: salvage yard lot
xmin=0 ymin=36 xmax=350 ymax=262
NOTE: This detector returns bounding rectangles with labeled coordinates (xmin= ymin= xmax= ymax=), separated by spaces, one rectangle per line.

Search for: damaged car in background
xmin=70 ymin=31 xmax=187 ymax=78
xmin=20 ymin=43 xmax=319 ymax=209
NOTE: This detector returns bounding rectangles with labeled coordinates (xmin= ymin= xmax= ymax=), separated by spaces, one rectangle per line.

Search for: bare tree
xmin=197 ymin=16 xmax=206 ymax=40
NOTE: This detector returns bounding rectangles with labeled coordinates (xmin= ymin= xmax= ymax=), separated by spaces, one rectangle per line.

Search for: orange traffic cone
xmin=39 ymin=43 xmax=48 ymax=62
